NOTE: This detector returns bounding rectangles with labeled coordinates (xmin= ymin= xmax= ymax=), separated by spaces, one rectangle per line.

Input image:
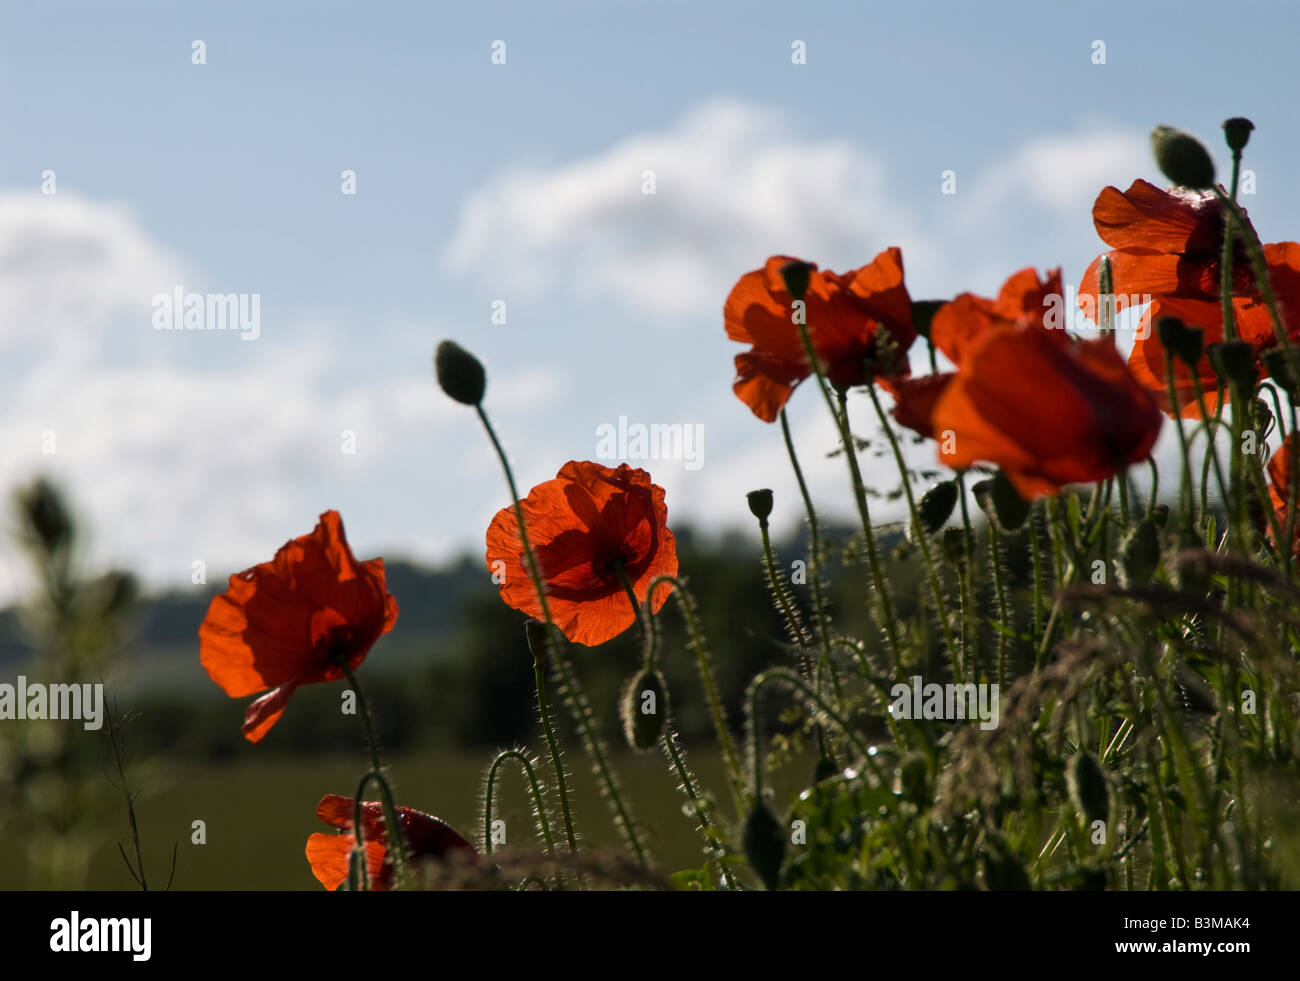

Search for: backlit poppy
xmin=1121 ymin=244 xmax=1300 ymax=417
xmin=1079 ymin=179 xmax=1258 ymax=303
xmin=884 ymin=268 xmax=1062 ymax=440
xmin=881 ymin=372 xmax=954 ymax=440
xmin=929 ymin=267 xmax=1064 ymax=366
xmin=305 ymin=794 xmax=475 ymax=890
xmin=198 ymin=511 xmax=398 ymax=742
xmin=931 ymin=327 xmax=1163 ymax=499
xmin=485 ymin=460 xmax=677 ymax=647
xmin=724 ymin=248 xmax=916 ymax=422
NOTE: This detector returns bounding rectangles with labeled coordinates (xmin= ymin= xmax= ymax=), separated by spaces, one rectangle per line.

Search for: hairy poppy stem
xmin=473 ymin=403 xmax=583 ymax=863
xmin=481 ymin=749 xmax=556 ymax=860
xmin=1163 ymin=347 xmax=1197 ymax=536
xmin=643 ymin=574 xmax=747 ymax=813
xmin=351 ymin=769 xmax=411 ymax=891
xmin=745 ymin=668 xmax=892 ymax=809
xmin=529 ymin=649 xmax=580 ymax=865
xmin=865 ymin=384 xmax=962 ymax=682
xmin=985 ymin=516 xmax=1011 ymax=692
xmin=788 ymin=315 xmax=905 ymax=670
xmin=659 ymin=727 xmax=739 ymax=890
xmin=778 ymin=409 xmax=841 ymax=687
xmin=339 ymin=661 xmax=385 ymax=775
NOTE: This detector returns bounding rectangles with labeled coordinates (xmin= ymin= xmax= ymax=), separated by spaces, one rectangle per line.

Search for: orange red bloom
xmin=894 ymin=268 xmax=1163 ymax=497
xmin=305 ymin=794 xmax=475 ymax=890
xmin=724 ymin=248 xmax=916 ymax=422
xmin=1079 ymin=181 xmax=1300 ymax=417
xmin=198 ymin=511 xmax=398 ymax=742
xmin=1080 ymin=179 xmax=1255 ymax=303
xmin=485 ymin=460 xmax=677 ymax=647
xmin=885 ymin=267 xmax=1064 ymax=442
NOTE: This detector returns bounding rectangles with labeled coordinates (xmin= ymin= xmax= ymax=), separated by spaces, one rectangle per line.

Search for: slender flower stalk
xmin=865 ymin=383 xmax=962 ymax=681
xmin=644 ymin=574 xmax=746 ymax=812
xmin=481 ymin=749 xmax=556 ymax=859
xmin=779 ymin=408 xmax=846 ymax=692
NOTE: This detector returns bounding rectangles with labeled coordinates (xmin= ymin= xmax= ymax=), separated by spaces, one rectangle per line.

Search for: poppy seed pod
xmin=620 ymin=666 xmax=667 ymax=751
xmin=1150 ymin=125 xmax=1216 ymax=191
xmin=1155 ymin=317 xmax=1204 ymax=370
xmin=746 ymin=488 xmax=774 ymax=522
xmin=743 ymin=802 xmax=786 ymax=890
xmin=972 ymin=471 xmax=1029 ymax=533
xmin=434 ymin=340 xmax=486 ymax=406
xmin=1262 ymin=349 xmax=1299 ymax=398
xmin=1208 ymin=339 xmax=1257 ymax=393
xmin=1067 ymin=752 xmax=1110 ymax=827
xmin=914 ymin=479 xmax=959 ymax=539
xmin=1222 ymin=117 xmax=1254 ymax=154
xmin=16 ymin=478 xmax=73 ymax=554
xmin=779 ymin=260 xmax=814 ymax=301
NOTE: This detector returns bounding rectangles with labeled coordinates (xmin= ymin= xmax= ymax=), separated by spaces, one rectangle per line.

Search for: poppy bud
xmin=973 ymin=470 xmax=1029 ymax=533
xmin=742 ymin=802 xmax=786 ymax=890
xmin=779 ymin=260 xmax=814 ymax=302
xmin=15 ymin=477 xmax=73 ymax=555
xmin=524 ymin=618 xmax=551 ymax=667
xmin=913 ymin=479 xmax=958 ymax=539
xmin=812 ymin=754 xmax=839 ymax=784
xmin=1262 ymin=349 xmax=1300 ymax=398
xmin=1222 ymin=117 xmax=1255 ymax=154
xmin=895 ymin=750 xmax=930 ymax=806
xmin=1119 ymin=519 xmax=1161 ymax=587
xmin=434 ymin=340 xmax=486 ymax=406
xmin=619 ymin=666 xmax=667 ymax=752
xmin=1150 ymin=125 xmax=1216 ymax=191
xmin=1067 ymin=752 xmax=1109 ymax=826
xmin=1151 ymin=503 xmax=1170 ymax=529
xmin=1208 ymin=340 xmax=1257 ymax=393
xmin=1155 ymin=317 xmax=1204 ymax=370
xmin=746 ymin=488 xmax=774 ymax=522
xmin=910 ymin=299 xmax=944 ymax=341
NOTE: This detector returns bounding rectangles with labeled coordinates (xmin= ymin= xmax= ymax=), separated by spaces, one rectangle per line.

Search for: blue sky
xmin=2 ymin=0 xmax=1298 ymax=598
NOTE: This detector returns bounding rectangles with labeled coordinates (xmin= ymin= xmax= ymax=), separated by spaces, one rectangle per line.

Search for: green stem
xmin=474 ymin=404 xmax=582 ymax=858
xmin=866 ymin=384 xmax=961 ymax=681
xmin=643 ymin=574 xmax=746 ymax=811
xmin=482 ymin=749 xmax=556 ymax=859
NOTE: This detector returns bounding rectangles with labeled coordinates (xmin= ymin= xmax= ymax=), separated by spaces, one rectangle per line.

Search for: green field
xmin=4 ymin=745 xmax=810 ymax=890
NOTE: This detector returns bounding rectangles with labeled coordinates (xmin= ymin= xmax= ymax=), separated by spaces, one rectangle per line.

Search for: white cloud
xmin=443 ymin=99 xmax=1150 ymax=314
xmin=0 ymin=193 xmax=183 ymax=362
xmin=442 ymin=97 xmax=922 ymax=317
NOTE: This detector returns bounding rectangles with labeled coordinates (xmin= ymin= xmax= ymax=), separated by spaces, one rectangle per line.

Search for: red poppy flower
xmin=881 ymin=372 xmax=954 ymax=439
xmin=1122 ymin=244 xmax=1300 ymax=418
xmin=305 ymin=794 xmax=475 ymax=890
xmin=931 ymin=327 xmax=1163 ymax=499
xmin=930 ymin=267 xmax=1065 ymax=366
xmin=724 ymin=248 xmax=916 ymax=422
xmin=884 ymin=268 xmax=1062 ymax=441
xmin=1266 ymin=433 xmax=1300 ymax=556
xmin=1079 ymin=179 xmax=1259 ymax=304
xmin=198 ymin=511 xmax=398 ymax=742
xmin=485 ymin=461 xmax=678 ymax=647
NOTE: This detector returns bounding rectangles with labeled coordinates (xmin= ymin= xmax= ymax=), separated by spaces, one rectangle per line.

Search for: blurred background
xmin=3 ymin=0 xmax=1299 ymax=887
